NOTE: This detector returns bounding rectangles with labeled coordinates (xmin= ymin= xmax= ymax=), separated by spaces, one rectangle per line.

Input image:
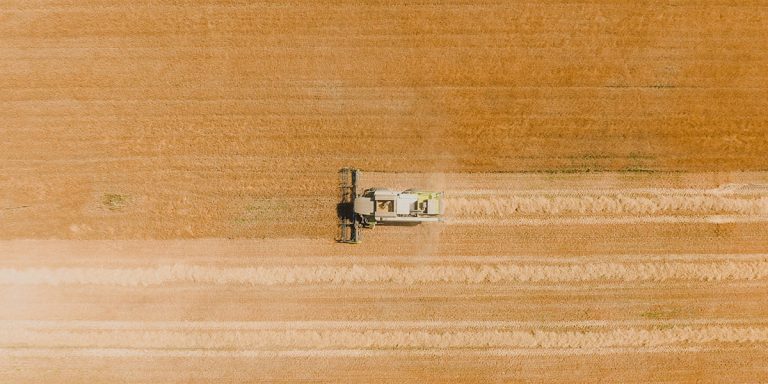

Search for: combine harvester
xmin=337 ymin=168 xmax=444 ymax=243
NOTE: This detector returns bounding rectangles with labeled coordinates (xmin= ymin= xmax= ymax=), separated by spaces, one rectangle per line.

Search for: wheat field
xmin=2 ymin=0 xmax=768 ymax=382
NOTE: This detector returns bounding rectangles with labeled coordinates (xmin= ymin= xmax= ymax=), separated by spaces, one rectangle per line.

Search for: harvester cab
xmin=337 ymin=168 xmax=444 ymax=243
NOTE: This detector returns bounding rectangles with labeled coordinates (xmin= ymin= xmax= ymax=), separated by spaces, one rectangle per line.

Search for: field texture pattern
xmin=2 ymin=0 xmax=768 ymax=382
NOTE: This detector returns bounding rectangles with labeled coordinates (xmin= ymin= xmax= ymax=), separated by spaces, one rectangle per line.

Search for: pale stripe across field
xmin=444 ymin=184 xmax=768 ymax=225
xmin=447 ymin=215 xmax=768 ymax=225
xmin=1 ymin=320 xmax=767 ymax=357
xmin=5 ymin=319 xmax=768 ymax=330
xmin=449 ymin=195 xmax=768 ymax=216
xmin=1 ymin=260 xmax=767 ymax=285
xmin=446 ymin=184 xmax=768 ymax=196
xmin=0 ymin=346 xmax=710 ymax=358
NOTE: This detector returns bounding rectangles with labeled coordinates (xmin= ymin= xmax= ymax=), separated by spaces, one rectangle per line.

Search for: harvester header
xmin=337 ymin=168 xmax=444 ymax=243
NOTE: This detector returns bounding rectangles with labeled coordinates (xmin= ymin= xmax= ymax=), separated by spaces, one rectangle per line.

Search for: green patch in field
xmin=628 ymin=151 xmax=655 ymax=161
xmin=540 ymin=168 xmax=604 ymax=174
xmin=640 ymin=307 xmax=680 ymax=320
xmin=567 ymin=152 xmax=614 ymax=172
xmin=569 ymin=153 xmax=613 ymax=160
xmin=621 ymin=167 xmax=656 ymax=173
xmin=235 ymin=198 xmax=289 ymax=225
xmin=102 ymin=193 xmax=128 ymax=211
xmin=603 ymin=84 xmax=675 ymax=89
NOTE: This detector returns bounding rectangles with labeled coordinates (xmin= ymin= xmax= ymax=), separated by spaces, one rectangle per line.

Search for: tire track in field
xmin=1 ymin=260 xmax=767 ymax=286
xmin=1 ymin=321 xmax=767 ymax=356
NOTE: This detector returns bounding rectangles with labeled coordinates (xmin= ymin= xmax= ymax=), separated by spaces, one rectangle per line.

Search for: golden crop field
xmin=2 ymin=1 xmax=768 ymax=382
